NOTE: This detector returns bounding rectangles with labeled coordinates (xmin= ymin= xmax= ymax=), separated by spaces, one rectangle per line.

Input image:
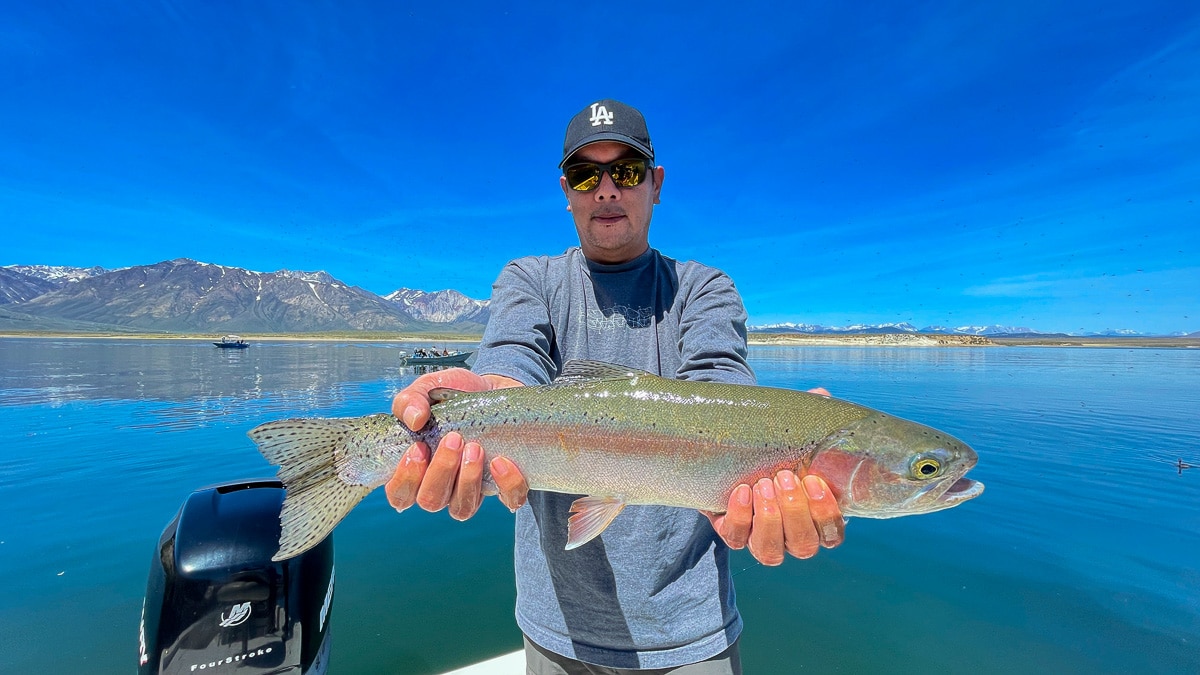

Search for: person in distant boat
xmin=387 ymin=100 xmax=844 ymax=673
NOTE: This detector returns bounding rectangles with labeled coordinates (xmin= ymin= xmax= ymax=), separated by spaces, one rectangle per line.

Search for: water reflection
xmin=0 ymin=338 xmax=478 ymax=429
xmin=0 ymin=339 xmax=476 ymax=403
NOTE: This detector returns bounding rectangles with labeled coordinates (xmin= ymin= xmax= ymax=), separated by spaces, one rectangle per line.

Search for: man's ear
xmin=560 ymin=174 xmax=573 ymax=210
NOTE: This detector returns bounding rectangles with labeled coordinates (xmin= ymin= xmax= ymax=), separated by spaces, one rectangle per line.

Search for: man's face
xmin=560 ymin=141 xmax=664 ymax=264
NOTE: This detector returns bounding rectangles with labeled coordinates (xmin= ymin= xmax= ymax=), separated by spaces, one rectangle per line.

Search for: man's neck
xmin=583 ymin=243 xmax=650 ymax=265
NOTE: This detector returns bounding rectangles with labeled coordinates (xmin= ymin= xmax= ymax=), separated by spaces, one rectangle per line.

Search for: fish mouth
xmin=944 ymin=477 xmax=984 ymax=500
xmin=886 ymin=474 xmax=984 ymax=517
xmin=920 ymin=476 xmax=984 ymax=511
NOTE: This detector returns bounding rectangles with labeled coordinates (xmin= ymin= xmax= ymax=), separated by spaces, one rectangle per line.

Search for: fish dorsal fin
xmin=566 ymin=496 xmax=627 ymax=550
xmin=428 ymin=387 xmax=468 ymax=402
xmin=555 ymin=360 xmax=657 ymax=383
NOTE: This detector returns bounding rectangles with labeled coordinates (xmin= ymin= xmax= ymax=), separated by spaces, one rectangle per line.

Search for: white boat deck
xmin=439 ymin=649 xmax=525 ymax=674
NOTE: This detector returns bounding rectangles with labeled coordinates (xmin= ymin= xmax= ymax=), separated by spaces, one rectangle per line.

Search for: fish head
xmin=806 ymin=411 xmax=983 ymax=518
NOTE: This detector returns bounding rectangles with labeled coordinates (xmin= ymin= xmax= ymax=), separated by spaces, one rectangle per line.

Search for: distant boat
xmin=214 ymin=335 xmax=250 ymax=349
xmin=399 ymin=349 xmax=472 ymax=366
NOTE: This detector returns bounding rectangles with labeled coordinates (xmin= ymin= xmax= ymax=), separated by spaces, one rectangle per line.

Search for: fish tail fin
xmin=249 ymin=417 xmax=377 ymax=561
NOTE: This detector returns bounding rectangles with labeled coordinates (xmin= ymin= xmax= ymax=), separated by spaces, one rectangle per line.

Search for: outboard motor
xmin=139 ymin=480 xmax=333 ymax=674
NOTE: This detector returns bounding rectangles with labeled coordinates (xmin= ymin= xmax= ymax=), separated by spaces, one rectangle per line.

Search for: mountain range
xmin=0 ymin=260 xmax=1189 ymax=337
xmin=0 ymin=259 xmax=487 ymax=334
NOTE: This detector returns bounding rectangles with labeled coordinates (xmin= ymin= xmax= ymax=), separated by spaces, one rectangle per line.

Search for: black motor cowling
xmin=139 ymin=480 xmax=333 ymax=674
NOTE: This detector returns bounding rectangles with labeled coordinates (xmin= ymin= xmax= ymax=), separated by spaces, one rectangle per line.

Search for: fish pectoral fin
xmin=565 ymin=496 xmax=627 ymax=550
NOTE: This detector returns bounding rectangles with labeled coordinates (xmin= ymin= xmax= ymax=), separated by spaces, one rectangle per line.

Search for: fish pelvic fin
xmin=248 ymin=417 xmax=380 ymax=561
xmin=565 ymin=496 xmax=627 ymax=550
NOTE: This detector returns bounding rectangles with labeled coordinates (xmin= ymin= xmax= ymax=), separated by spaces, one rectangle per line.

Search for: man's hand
xmin=386 ymin=368 xmax=529 ymax=520
xmin=704 ymin=471 xmax=845 ymax=565
xmin=703 ymin=385 xmax=843 ymax=565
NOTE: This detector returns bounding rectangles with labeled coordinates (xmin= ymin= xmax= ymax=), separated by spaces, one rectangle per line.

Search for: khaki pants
xmin=523 ymin=637 xmax=741 ymax=675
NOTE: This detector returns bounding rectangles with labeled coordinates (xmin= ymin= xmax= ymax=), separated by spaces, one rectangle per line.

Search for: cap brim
xmin=560 ymin=134 xmax=655 ymax=167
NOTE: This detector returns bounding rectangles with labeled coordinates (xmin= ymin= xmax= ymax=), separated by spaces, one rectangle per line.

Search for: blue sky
xmin=3 ymin=2 xmax=1197 ymax=334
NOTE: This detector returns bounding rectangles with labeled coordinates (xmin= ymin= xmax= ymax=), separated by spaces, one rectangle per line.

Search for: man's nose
xmin=593 ymin=170 xmax=621 ymax=201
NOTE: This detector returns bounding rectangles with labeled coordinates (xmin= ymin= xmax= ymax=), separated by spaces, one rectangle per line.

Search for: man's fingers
xmin=717 ymin=484 xmax=753 ymax=550
xmin=490 ymin=456 xmax=529 ymax=512
xmin=391 ymin=367 xmax=488 ymax=429
xmin=448 ymin=441 xmax=484 ymax=520
xmin=391 ymin=390 xmax=430 ymax=430
xmin=803 ymin=475 xmax=845 ymax=548
xmin=748 ymin=478 xmax=785 ymax=566
xmin=384 ymin=444 xmax=428 ymax=511
xmin=775 ymin=470 xmax=820 ymax=559
xmin=415 ymin=432 xmax=463 ymax=512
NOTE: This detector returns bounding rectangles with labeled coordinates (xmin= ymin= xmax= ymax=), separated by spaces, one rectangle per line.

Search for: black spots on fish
xmin=918 ymin=427 xmax=946 ymax=443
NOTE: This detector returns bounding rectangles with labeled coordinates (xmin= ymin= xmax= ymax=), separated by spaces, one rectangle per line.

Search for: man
xmin=387 ymin=100 xmax=845 ymax=673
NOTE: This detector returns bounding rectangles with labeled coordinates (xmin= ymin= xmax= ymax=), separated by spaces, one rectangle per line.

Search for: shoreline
xmin=748 ymin=333 xmax=1200 ymax=348
xmin=0 ymin=331 xmax=479 ymax=343
xmin=2 ymin=331 xmax=1198 ymax=348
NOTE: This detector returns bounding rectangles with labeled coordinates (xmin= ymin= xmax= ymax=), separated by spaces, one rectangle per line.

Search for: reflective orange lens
xmin=565 ymin=159 xmax=648 ymax=191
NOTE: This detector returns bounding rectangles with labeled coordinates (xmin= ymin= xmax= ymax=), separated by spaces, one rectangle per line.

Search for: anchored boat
xmin=399 ymin=348 xmax=472 ymax=366
xmin=214 ymin=335 xmax=250 ymax=349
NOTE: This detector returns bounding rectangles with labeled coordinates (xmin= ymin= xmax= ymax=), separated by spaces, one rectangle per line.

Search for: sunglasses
xmin=563 ymin=158 xmax=651 ymax=192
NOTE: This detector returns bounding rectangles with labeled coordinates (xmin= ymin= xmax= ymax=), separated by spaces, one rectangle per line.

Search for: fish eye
xmin=912 ymin=457 xmax=942 ymax=479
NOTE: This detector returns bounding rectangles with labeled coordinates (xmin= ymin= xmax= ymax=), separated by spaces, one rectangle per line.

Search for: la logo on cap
xmin=589 ymin=103 xmax=614 ymax=127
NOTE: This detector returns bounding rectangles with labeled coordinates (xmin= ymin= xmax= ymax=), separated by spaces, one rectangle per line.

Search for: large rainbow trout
xmin=250 ymin=360 xmax=983 ymax=561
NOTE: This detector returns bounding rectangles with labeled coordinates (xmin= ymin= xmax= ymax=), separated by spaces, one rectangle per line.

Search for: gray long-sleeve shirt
xmin=471 ymin=246 xmax=755 ymax=669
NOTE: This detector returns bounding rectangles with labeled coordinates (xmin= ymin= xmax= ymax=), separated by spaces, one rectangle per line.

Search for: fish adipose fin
xmin=566 ymin=496 xmax=627 ymax=550
xmin=249 ymin=418 xmax=375 ymax=561
xmin=556 ymin=360 xmax=657 ymax=383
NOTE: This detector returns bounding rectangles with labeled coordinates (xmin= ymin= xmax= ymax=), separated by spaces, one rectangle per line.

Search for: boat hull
xmin=400 ymin=352 xmax=471 ymax=365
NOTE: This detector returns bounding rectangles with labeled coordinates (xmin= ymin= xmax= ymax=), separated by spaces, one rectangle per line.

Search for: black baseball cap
xmin=560 ymin=99 xmax=655 ymax=168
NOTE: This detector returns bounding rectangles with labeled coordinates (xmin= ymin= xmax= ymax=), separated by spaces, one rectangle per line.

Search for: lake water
xmin=0 ymin=338 xmax=1197 ymax=674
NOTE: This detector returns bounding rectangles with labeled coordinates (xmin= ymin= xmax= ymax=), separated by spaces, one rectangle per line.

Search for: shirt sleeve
xmin=675 ymin=265 xmax=757 ymax=385
xmin=470 ymin=259 xmax=558 ymax=386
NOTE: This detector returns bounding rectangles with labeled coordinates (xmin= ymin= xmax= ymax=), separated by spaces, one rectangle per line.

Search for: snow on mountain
xmin=276 ymin=269 xmax=340 ymax=286
xmin=384 ymin=288 xmax=489 ymax=324
xmin=3 ymin=264 xmax=110 ymax=284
